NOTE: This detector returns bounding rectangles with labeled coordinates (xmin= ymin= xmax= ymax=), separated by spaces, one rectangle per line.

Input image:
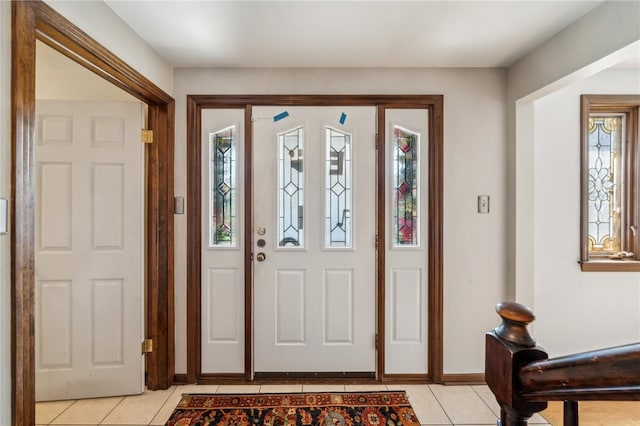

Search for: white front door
xmin=35 ymin=100 xmax=145 ymax=400
xmin=253 ymin=106 xmax=376 ymax=373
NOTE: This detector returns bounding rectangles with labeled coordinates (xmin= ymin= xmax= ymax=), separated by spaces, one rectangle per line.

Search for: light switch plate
xmin=0 ymin=198 xmax=7 ymax=234
xmin=174 ymin=196 xmax=184 ymax=215
xmin=478 ymin=195 xmax=490 ymax=214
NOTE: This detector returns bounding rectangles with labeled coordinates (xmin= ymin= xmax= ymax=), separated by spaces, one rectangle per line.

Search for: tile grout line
xmin=47 ymin=399 xmax=78 ymax=426
xmin=427 ymin=384 xmax=454 ymax=426
xmin=470 ymin=385 xmax=500 ymax=421
xmin=469 ymin=386 xmax=551 ymax=426
xmin=145 ymin=386 xmax=179 ymax=425
xmin=97 ymin=396 xmax=126 ymax=426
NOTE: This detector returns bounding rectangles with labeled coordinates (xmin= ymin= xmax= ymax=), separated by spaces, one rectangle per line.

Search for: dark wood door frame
xmin=11 ymin=2 xmax=175 ymax=425
xmin=186 ymin=95 xmax=443 ymax=383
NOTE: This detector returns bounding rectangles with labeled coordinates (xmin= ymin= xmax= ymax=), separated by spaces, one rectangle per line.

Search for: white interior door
xmin=200 ymin=109 xmax=245 ymax=374
xmin=253 ymin=106 xmax=376 ymax=373
xmin=35 ymin=100 xmax=145 ymax=400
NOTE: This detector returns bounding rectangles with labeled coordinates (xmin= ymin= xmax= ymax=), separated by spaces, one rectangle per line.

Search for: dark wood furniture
xmin=485 ymin=301 xmax=640 ymax=425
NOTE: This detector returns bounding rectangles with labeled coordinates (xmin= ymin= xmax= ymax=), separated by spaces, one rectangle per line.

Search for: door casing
xmin=11 ymin=2 xmax=175 ymax=424
xmin=186 ymin=95 xmax=443 ymax=383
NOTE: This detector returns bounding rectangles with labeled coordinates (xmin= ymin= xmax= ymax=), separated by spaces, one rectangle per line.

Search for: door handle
xmin=256 ymin=252 xmax=266 ymax=262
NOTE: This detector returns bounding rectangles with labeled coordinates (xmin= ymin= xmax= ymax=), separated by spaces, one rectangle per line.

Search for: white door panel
xmin=35 ymin=100 xmax=144 ymax=400
xmin=253 ymin=106 xmax=376 ymax=373
xmin=201 ymin=109 xmax=245 ymax=373
xmin=384 ymin=109 xmax=429 ymax=374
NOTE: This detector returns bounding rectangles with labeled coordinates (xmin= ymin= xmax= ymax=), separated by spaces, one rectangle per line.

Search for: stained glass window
xmin=325 ymin=127 xmax=352 ymax=247
xmin=210 ymin=126 xmax=237 ymax=246
xmin=587 ymin=115 xmax=624 ymax=253
xmin=393 ymin=125 xmax=419 ymax=247
xmin=278 ymin=127 xmax=304 ymax=248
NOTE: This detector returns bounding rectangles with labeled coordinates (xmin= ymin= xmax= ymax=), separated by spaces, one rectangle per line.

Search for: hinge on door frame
xmin=375 ymin=234 xmax=379 ymax=249
xmin=375 ymin=334 xmax=379 ymax=350
xmin=142 ymin=338 xmax=153 ymax=354
xmin=141 ymin=129 xmax=153 ymax=144
xmin=375 ymin=133 xmax=379 ymax=149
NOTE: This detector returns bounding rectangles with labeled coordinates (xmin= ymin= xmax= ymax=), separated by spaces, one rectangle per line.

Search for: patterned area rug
xmin=165 ymin=391 xmax=420 ymax=425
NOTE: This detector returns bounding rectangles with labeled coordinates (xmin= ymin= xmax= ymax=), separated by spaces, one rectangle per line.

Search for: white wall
xmin=507 ymin=0 xmax=640 ymax=303
xmin=506 ymin=0 xmax=640 ymax=357
xmin=508 ymin=1 xmax=640 ymax=103
xmin=44 ymin=0 xmax=174 ymax=95
xmin=0 ymin=1 xmax=12 ymax=423
xmin=532 ymin=68 xmax=640 ymax=357
xmin=173 ymin=67 xmax=508 ymax=374
xmin=36 ymin=42 xmax=140 ymax=102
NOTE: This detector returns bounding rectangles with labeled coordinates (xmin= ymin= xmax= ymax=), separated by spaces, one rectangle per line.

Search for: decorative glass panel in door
xmin=392 ymin=125 xmax=420 ymax=247
xmin=325 ymin=127 xmax=352 ymax=248
xmin=210 ymin=125 xmax=237 ymax=247
xmin=278 ymin=126 xmax=304 ymax=248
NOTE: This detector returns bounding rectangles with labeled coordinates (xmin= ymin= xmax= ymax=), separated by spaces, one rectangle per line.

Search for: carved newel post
xmin=485 ymin=302 xmax=548 ymax=426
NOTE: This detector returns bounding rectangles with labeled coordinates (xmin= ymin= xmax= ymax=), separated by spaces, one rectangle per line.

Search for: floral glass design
xmin=210 ymin=126 xmax=237 ymax=246
xmin=278 ymin=127 xmax=305 ymax=248
xmin=393 ymin=126 xmax=419 ymax=247
xmin=325 ymin=127 xmax=352 ymax=247
xmin=587 ymin=115 xmax=624 ymax=252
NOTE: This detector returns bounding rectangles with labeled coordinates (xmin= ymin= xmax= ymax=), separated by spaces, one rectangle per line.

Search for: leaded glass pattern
xmin=325 ymin=127 xmax=352 ymax=247
xmin=210 ymin=126 xmax=237 ymax=246
xmin=587 ymin=115 xmax=624 ymax=253
xmin=278 ymin=127 xmax=304 ymax=247
xmin=393 ymin=125 xmax=419 ymax=246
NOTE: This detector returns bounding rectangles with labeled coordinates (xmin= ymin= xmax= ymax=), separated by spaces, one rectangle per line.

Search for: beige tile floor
xmin=36 ymin=383 xmax=551 ymax=426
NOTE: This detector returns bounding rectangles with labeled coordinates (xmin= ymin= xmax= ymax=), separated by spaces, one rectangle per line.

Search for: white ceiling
xmin=102 ymin=0 xmax=626 ymax=69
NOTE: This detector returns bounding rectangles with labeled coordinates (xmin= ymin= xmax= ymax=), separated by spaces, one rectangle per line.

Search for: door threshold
xmin=254 ymin=372 xmax=376 ymax=380
xmin=192 ymin=373 xmax=436 ymax=385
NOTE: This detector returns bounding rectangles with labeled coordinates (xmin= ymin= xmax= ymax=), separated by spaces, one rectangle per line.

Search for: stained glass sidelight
xmin=393 ymin=125 xmax=419 ymax=247
xmin=278 ymin=127 xmax=305 ymax=248
xmin=587 ymin=115 xmax=624 ymax=253
xmin=210 ymin=126 xmax=237 ymax=246
xmin=325 ymin=127 xmax=352 ymax=247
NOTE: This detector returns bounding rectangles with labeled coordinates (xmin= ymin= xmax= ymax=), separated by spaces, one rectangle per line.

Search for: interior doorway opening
xmin=11 ymin=2 xmax=175 ymax=423
xmin=35 ymin=41 xmax=149 ymax=401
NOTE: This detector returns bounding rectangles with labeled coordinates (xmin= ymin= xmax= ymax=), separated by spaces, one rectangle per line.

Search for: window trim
xmin=580 ymin=95 xmax=640 ymax=272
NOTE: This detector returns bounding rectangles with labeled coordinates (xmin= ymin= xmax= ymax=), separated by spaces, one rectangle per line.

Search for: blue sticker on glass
xmin=273 ymin=111 xmax=289 ymax=122
xmin=339 ymin=112 xmax=347 ymax=125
